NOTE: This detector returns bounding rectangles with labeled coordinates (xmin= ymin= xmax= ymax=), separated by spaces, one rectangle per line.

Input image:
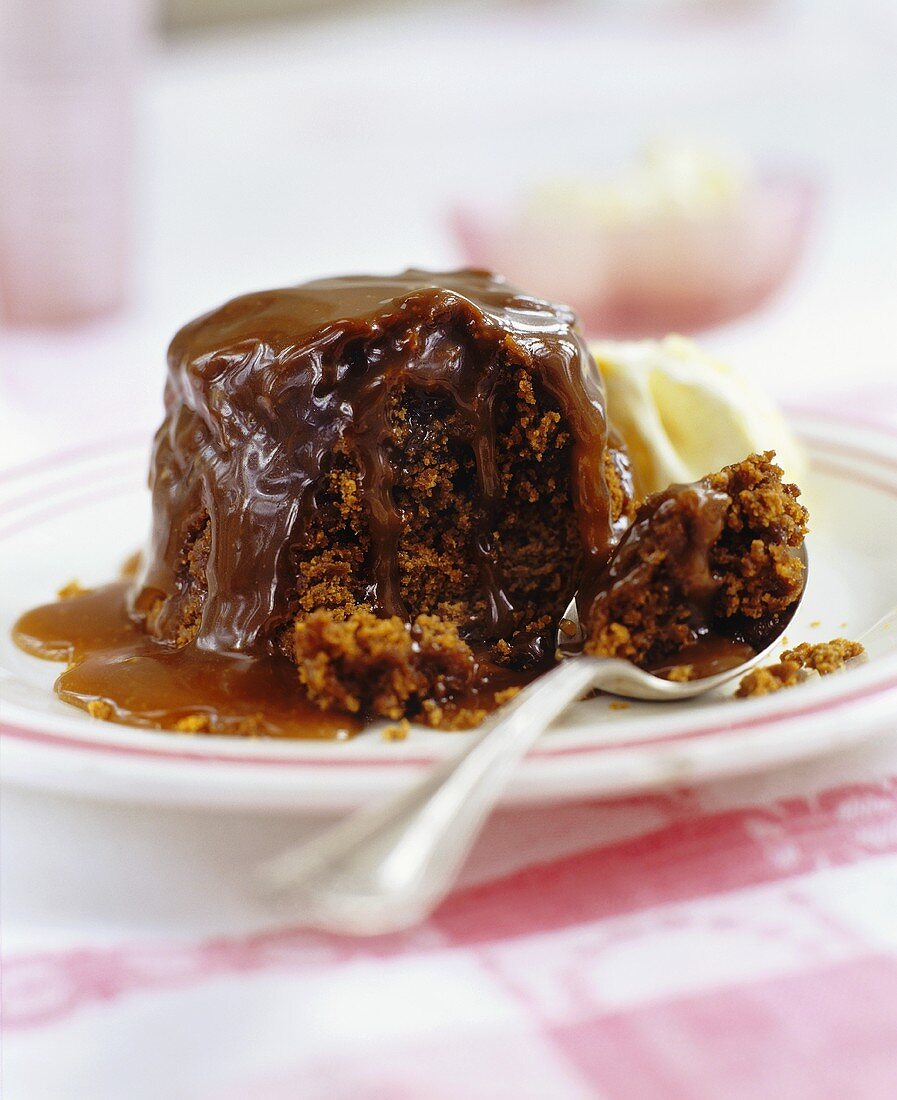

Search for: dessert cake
xmin=136 ymin=269 xmax=633 ymax=656
xmin=16 ymin=270 xmax=638 ymax=734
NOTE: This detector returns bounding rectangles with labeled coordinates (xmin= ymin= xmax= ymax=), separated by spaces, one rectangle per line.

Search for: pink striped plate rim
xmin=1 ymin=410 xmax=895 ymax=808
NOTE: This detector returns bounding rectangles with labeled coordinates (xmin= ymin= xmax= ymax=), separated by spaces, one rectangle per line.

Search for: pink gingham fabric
xmin=4 ymin=744 xmax=897 ymax=1100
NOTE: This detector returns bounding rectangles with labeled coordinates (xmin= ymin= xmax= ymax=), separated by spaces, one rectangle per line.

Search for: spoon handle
xmin=259 ymin=657 xmax=601 ymax=935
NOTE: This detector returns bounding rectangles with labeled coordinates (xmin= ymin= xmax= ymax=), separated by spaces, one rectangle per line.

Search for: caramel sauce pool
xmin=648 ymin=636 xmax=757 ymax=679
xmin=13 ymin=583 xmax=536 ymax=740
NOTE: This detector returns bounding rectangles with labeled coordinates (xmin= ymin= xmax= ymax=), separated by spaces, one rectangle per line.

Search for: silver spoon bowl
xmin=259 ymin=545 xmax=808 ymax=935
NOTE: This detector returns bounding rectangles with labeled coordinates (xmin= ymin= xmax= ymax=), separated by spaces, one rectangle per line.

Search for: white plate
xmin=2 ymin=412 xmax=896 ymax=811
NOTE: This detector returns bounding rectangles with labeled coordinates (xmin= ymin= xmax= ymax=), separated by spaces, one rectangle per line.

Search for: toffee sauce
xmin=583 ymin=479 xmax=788 ymax=678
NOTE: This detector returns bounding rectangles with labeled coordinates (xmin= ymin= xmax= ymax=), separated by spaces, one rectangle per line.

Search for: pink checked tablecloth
xmin=1 ymin=384 xmax=896 ymax=1100
xmin=4 ymin=740 xmax=897 ymax=1100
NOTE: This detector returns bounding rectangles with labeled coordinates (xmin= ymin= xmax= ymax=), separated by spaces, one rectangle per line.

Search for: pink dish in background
xmin=452 ymin=157 xmax=815 ymax=337
xmin=0 ymin=0 xmax=146 ymax=329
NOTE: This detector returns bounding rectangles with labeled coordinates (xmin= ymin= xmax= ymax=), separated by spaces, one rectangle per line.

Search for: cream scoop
xmin=592 ymin=334 xmax=805 ymax=496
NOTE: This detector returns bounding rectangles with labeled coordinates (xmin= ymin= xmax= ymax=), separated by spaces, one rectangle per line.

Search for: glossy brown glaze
xmin=135 ymin=269 xmax=618 ymax=655
xmin=581 ymin=481 xmax=729 ymax=623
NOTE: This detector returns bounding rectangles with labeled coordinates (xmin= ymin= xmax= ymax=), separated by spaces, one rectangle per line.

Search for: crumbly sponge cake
xmin=584 ymin=452 xmax=808 ymax=668
xmin=293 ymin=609 xmax=478 ymax=720
xmin=736 ymin=638 xmax=865 ymax=698
xmin=132 ymin=270 xmax=633 ymax=722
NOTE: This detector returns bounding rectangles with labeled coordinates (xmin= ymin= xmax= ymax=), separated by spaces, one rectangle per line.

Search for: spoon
xmin=259 ymin=545 xmax=808 ymax=936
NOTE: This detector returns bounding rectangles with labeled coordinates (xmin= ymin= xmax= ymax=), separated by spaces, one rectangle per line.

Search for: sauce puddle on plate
xmin=13 ymin=582 xmax=537 ymax=739
xmin=14 ymin=583 xmax=359 ymax=739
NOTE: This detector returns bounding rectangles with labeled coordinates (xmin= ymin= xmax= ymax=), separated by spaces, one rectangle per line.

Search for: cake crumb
xmin=809 ymin=620 xmax=821 ymax=629
xmin=735 ymin=659 xmax=803 ymax=698
xmin=441 ymin=706 xmax=489 ymax=730
xmin=665 ymin=665 xmax=695 ymax=683
xmin=382 ymin=719 xmax=410 ymax=742
xmin=420 ymin=699 xmax=444 ymax=727
xmin=782 ymin=638 xmax=866 ymax=675
xmin=231 ymin=716 xmax=265 ymax=737
xmin=58 ymin=579 xmax=91 ymax=600
xmin=173 ymin=713 xmax=211 ymax=734
xmin=736 ymin=638 xmax=865 ymax=698
xmin=494 ymin=687 xmax=521 ymax=706
xmin=609 ymin=701 xmax=630 ymax=711
xmin=86 ymin=699 xmax=113 ymax=720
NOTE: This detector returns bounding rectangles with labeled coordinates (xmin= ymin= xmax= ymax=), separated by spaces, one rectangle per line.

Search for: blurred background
xmin=1 ymin=0 xmax=895 ymax=464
